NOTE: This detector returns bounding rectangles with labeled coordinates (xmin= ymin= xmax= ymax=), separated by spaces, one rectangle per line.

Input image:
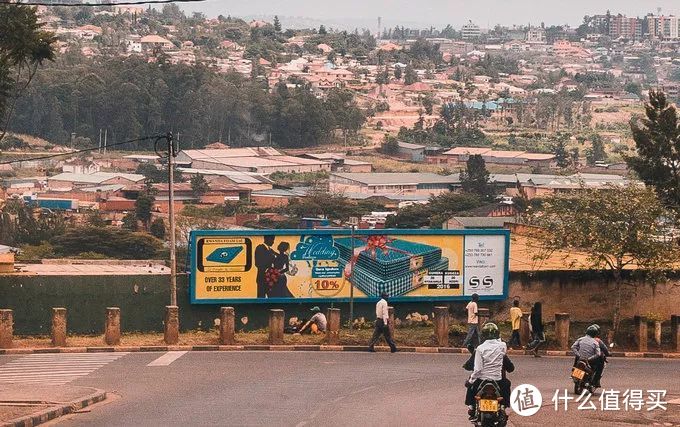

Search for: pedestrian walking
xmin=462 ymin=293 xmax=480 ymax=352
xmin=526 ymin=302 xmax=545 ymax=357
xmin=509 ymin=299 xmax=522 ymax=349
xmin=368 ymin=292 xmax=397 ymax=353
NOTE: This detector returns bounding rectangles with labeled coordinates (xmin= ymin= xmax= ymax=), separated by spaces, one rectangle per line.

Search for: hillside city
xmin=3 ymin=3 xmax=680 ymax=264
xmin=2 ymin=2 xmax=680 ymax=426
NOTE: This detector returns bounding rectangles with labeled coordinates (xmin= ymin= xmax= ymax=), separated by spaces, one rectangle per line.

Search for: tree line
xmin=9 ymin=55 xmax=366 ymax=149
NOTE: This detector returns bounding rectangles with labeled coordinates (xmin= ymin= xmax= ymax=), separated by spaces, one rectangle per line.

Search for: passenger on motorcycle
xmin=571 ymin=324 xmax=604 ymax=388
xmin=465 ymin=322 xmax=514 ymax=420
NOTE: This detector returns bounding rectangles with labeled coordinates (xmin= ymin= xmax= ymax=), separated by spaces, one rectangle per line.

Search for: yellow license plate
xmin=572 ymin=368 xmax=585 ymax=380
xmin=479 ymin=399 xmax=499 ymax=412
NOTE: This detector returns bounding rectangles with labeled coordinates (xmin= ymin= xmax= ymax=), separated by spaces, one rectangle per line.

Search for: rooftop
xmin=47 ymin=172 xmax=145 ymax=184
xmin=331 ymin=172 xmax=459 ymax=186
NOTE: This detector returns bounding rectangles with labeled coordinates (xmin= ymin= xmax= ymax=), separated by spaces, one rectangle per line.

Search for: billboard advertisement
xmin=189 ymin=229 xmax=509 ymax=304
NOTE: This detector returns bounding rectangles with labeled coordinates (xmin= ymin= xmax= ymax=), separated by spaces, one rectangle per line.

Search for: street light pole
xmin=167 ymin=132 xmax=177 ymax=307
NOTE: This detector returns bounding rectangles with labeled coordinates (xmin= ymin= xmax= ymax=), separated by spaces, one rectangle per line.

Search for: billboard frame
xmin=188 ymin=228 xmax=510 ymax=304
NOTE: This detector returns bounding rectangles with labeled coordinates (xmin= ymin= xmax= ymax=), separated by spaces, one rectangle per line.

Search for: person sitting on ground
xmin=298 ymin=307 xmax=327 ymax=334
xmin=571 ymin=324 xmax=603 ymax=387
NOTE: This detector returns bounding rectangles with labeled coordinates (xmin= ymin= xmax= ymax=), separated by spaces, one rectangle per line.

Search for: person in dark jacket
xmin=526 ymin=302 xmax=544 ymax=357
xmin=269 ymin=242 xmax=294 ymax=298
xmin=254 ymin=235 xmax=276 ymax=298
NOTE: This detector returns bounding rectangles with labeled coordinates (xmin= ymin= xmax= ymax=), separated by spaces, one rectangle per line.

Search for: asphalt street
xmin=0 ymin=351 xmax=678 ymax=427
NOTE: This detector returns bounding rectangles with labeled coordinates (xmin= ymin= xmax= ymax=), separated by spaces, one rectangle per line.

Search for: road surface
xmin=0 ymin=351 xmax=678 ymax=426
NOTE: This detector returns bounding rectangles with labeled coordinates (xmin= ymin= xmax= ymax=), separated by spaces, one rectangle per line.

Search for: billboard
xmin=189 ymin=229 xmax=509 ymax=304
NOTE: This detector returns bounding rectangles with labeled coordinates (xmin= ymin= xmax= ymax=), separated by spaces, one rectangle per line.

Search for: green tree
xmin=380 ymin=134 xmax=399 ymax=155
xmin=404 ymin=65 xmax=419 ymax=85
xmin=585 ymin=135 xmax=607 ymax=165
xmin=86 ymin=210 xmax=106 ymax=227
xmin=51 ymin=227 xmax=163 ymax=259
xmin=122 ymin=212 xmax=138 ymax=231
xmin=150 ymin=218 xmax=166 ymax=240
xmin=135 ymin=189 xmax=155 ymax=230
xmin=385 ymin=204 xmax=431 ymax=229
xmin=553 ymin=138 xmax=570 ymax=168
xmin=273 ymin=15 xmax=282 ymax=32
xmin=318 ymin=25 xmax=327 ymax=35
xmin=190 ymin=173 xmax=210 ymax=198
xmin=530 ymin=183 xmax=677 ymax=342
xmin=0 ymin=4 xmax=56 ymax=141
xmin=460 ymin=154 xmax=492 ymax=197
xmin=394 ymin=65 xmax=402 ymax=80
xmin=626 ymin=90 xmax=680 ymax=212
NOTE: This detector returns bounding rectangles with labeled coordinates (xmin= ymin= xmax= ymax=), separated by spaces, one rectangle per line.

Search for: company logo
xmin=468 ymin=276 xmax=494 ymax=289
xmin=206 ymin=246 xmax=243 ymax=264
xmin=510 ymin=384 xmax=542 ymax=416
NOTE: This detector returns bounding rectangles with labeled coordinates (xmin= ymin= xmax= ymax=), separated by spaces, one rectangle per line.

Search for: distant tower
xmin=377 ymin=16 xmax=382 ymax=39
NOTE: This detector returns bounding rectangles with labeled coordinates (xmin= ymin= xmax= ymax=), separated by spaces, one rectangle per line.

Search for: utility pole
xmin=167 ymin=132 xmax=178 ymax=306
xmin=349 ymin=225 xmax=356 ymax=332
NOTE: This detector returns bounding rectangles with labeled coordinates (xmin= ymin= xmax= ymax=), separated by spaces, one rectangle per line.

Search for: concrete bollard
xmin=520 ymin=312 xmax=531 ymax=346
xmin=0 ymin=309 xmax=13 ymax=349
xmin=219 ymin=307 xmax=235 ymax=345
xmin=164 ymin=306 xmax=179 ymax=345
xmin=671 ymin=315 xmax=680 ymax=353
xmin=51 ymin=308 xmax=67 ymax=347
xmin=434 ymin=306 xmax=449 ymax=347
xmin=326 ymin=308 xmax=341 ymax=345
xmin=634 ymin=316 xmax=648 ymax=352
xmin=654 ymin=321 xmax=662 ymax=347
xmin=268 ymin=309 xmax=284 ymax=345
xmin=554 ymin=313 xmax=570 ymax=350
xmin=104 ymin=307 xmax=121 ymax=346
xmin=388 ymin=306 xmax=395 ymax=339
xmin=476 ymin=308 xmax=490 ymax=340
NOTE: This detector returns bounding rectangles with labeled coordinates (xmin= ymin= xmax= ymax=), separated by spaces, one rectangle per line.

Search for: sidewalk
xmin=0 ymin=384 xmax=106 ymax=427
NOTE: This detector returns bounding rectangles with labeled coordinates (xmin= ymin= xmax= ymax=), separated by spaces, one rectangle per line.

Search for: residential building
xmin=526 ymin=27 xmax=546 ymax=44
xmin=139 ymin=35 xmax=175 ymax=51
xmin=461 ymin=21 xmax=481 ymax=40
xmin=609 ymin=14 xmax=642 ymax=40
xmin=329 ymin=172 xmax=459 ymax=196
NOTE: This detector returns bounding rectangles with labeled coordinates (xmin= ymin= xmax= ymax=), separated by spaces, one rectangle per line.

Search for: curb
xmin=5 ymin=388 xmax=106 ymax=427
xmin=0 ymin=346 xmax=678 ymax=358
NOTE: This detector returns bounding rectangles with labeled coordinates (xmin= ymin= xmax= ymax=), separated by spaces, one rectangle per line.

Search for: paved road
xmin=0 ymin=352 xmax=678 ymax=426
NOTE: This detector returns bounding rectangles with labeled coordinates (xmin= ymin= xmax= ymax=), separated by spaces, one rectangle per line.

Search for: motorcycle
xmin=571 ymin=359 xmax=595 ymax=394
xmin=472 ymin=380 xmax=508 ymax=427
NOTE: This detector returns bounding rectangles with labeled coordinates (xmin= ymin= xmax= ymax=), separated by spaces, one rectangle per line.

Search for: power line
xmin=0 ymin=134 xmax=165 ymax=165
xmin=4 ymin=0 xmax=206 ymax=7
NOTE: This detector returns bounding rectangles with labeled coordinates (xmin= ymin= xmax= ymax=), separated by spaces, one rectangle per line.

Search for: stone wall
xmin=2 ymin=270 xmax=679 ymax=335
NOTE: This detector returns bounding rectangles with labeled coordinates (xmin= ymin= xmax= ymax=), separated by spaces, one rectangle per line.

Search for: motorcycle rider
xmin=571 ymin=324 xmax=603 ymax=388
xmin=464 ymin=322 xmax=514 ymax=420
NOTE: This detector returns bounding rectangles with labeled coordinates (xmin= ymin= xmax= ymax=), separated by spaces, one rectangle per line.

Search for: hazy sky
xmin=182 ymin=0 xmax=680 ymax=29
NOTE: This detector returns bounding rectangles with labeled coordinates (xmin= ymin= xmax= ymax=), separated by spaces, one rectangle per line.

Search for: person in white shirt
xmin=464 ymin=322 xmax=514 ymax=419
xmin=368 ymin=292 xmax=397 ymax=353
xmin=463 ymin=293 xmax=480 ymax=351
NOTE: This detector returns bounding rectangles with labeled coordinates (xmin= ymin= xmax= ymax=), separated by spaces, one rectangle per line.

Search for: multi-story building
xmin=646 ymin=15 xmax=680 ymax=39
xmin=461 ymin=21 xmax=481 ymax=40
xmin=526 ymin=27 xmax=546 ymax=44
xmin=609 ymin=14 xmax=642 ymax=40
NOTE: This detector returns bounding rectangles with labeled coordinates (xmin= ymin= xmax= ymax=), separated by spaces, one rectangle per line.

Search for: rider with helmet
xmin=464 ymin=322 xmax=514 ymax=419
xmin=571 ymin=324 xmax=604 ymax=387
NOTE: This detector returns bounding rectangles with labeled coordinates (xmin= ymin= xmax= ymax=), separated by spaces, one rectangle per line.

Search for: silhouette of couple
xmin=254 ymin=235 xmax=294 ymax=298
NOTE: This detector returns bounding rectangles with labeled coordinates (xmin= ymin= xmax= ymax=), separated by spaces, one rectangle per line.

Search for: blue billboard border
xmin=188 ymin=228 xmax=510 ymax=304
